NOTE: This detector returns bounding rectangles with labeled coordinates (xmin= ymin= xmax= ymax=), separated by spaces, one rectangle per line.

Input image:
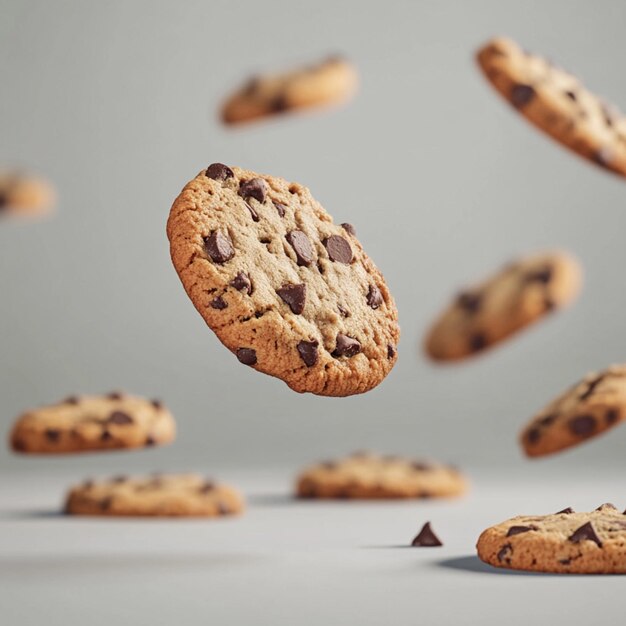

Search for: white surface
xmin=2 ymin=468 xmax=625 ymax=625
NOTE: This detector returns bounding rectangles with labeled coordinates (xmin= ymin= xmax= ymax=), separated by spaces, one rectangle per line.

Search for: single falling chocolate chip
xmin=593 ymin=147 xmax=614 ymax=169
xmin=210 ymin=296 xmax=228 ymax=310
xmin=387 ymin=344 xmax=395 ymax=359
xmin=324 ymin=235 xmax=353 ymax=264
xmin=525 ymin=266 xmax=552 ymax=283
xmin=506 ymin=525 xmax=537 ymax=537
xmin=107 ymin=411 xmax=134 ymax=425
xmin=204 ymin=230 xmax=235 ymax=264
xmin=276 ymin=283 xmax=306 ymax=315
xmin=273 ymin=201 xmax=287 ymax=217
xmin=286 ymin=230 xmax=315 ymax=266
xmin=205 ymin=163 xmax=234 ymax=181
xmin=568 ymin=414 xmax=596 ymax=437
xmin=366 ymin=284 xmax=383 ymax=309
xmin=239 ymin=178 xmax=268 ymax=204
xmin=511 ymin=84 xmax=536 ymax=108
xmin=341 ymin=223 xmax=356 ymax=236
xmin=606 ymin=409 xmax=620 ymax=424
xmin=332 ymin=334 xmax=361 ymax=358
xmin=236 ymin=348 xmax=257 ymax=366
xmin=45 ymin=429 xmax=61 ymax=442
xmin=244 ymin=202 xmax=259 ymax=222
xmin=457 ymin=291 xmax=482 ymax=313
xmin=297 ymin=340 xmax=319 ymax=367
xmin=64 ymin=396 xmax=80 ymax=405
xmin=556 ymin=507 xmax=574 ymax=514
xmin=108 ymin=392 xmax=123 ymax=400
xmin=230 ymin=271 xmax=252 ymax=295
xmin=497 ymin=543 xmax=513 ymax=563
xmin=469 ymin=333 xmax=487 ymax=352
xmin=526 ymin=428 xmax=541 ymax=444
xmin=596 ymin=503 xmax=617 ymax=511
xmin=411 ymin=522 xmax=443 ymax=547
xmin=199 ymin=481 xmax=215 ymax=494
xmin=568 ymin=521 xmax=602 ymax=547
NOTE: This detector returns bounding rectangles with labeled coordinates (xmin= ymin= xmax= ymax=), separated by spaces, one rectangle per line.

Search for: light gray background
xmin=2 ymin=1 xmax=626 ymax=624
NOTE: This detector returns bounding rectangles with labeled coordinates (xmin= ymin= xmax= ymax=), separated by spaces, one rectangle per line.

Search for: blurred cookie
xmin=10 ymin=392 xmax=175 ymax=454
xmin=0 ymin=170 xmax=55 ymax=216
xmin=424 ymin=251 xmax=581 ymax=362
xmin=296 ymin=452 xmax=467 ymax=499
xmin=221 ymin=55 xmax=358 ymax=125
xmin=167 ymin=164 xmax=399 ymax=397
xmin=521 ymin=365 xmax=626 ymax=457
xmin=477 ymin=504 xmax=626 ymax=573
xmin=65 ymin=473 xmax=244 ymax=517
xmin=477 ymin=37 xmax=626 ymax=177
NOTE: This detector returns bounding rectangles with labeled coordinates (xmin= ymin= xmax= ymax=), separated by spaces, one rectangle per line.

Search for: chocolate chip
xmin=273 ymin=201 xmax=287 ymax=217
xmin=276 ymin=283 xmax=306 ymax=315
xmin=332 ymin=334 xmax=361 ymax=358
xmin=601 ymin=103 xmax=616 ymax=127
xmin=0 ymin=192 xmax=7 ymax=210
xmin=341 ymin=223 xmax=356 ymax=236
xmin=145 ymin=435 xmax=156 ymax=446
xmin=526 ymin=428 xmax=541 ymax=444
xmin=338 ymin=305 xmax=350 ymax=318
xmin=297 ymin=340 xmax=319 ymax=367
xmin=593 ymin=147 xmax=614 ymax=169
xmin=411 ymin=462 xmax=432 ymax=471
xmin=45 ymin=429 xmax=61 ymax=442
xmin=112 ymin=475 xmax=127 ymax=483
xmin=321 ymin=461 xmax=337 ymax=470
xmin=286 ymin=230 xmax=315 ymax=266
xmin=228 ymin=272 xmax=251 ymax=295
xmin=606 ymin=409 xmax=620 ymax=424
xmin=204 ymin=230 xmax=235 ymax=264
xmin=469 ymin=333 xmax=487 ymax=352
xmin=596 ymin=503 xmax=617 ymax=511
xmin=199 ymin=481 xmax=215 ymax=494
xmin=497 ymin=543 xmax=513 ymax=563
xmin=506 ymin=525 xmax=537 ymax=537
xmin=236 ymin=348 xmax=257 ymax=366
xmin=538 ymin=414 xmax=557 ymax=426
xmin=511 ymin=84 xmax=535 ymax=108
xmin=108 ymin=392 xmax=123 ymax=400
xmin=568 ymin=521 xmax=602 ymax=547
xmin=151 ymin=399 xmax=162 ymax=410
xmin=101 ymin=429 xmax=112 ymax=441
xmin=568 ymin=414 xmax=596 ymax=437
xmin=579 ymin=374 xmax=604 ymax=400
xmin=457 ymin=291 xmax=482 ymax=313
xmin=366 ymin=284 xmax=383 ymax=309
xmin=244 ymin=202 xmax=259 ymax=222
xmin=565 ymin=90 xmax=577 ymax=101
xmin=559 ymin=558 xmax=571 ymax=565
xmin=205 ymin=163 xmax=234 ymax=181
xmin=239 ymin=178 xmax=268 ymax=204
xmin=411 ymin=522 xmax=443 ymax=547
xmin=271 ymin=94 xmax=289 ymax=112
xmin=100 ymin=497 xmax=113 ymax=511
xmin=324 ymin=235 xmax=353 ymax=264
xmin=210 ymin=296 xmax=228 ymax=310
xmin=556 ymin=507 xmax=574 ymax=514
xmin=525 ymin=266 xmax=552 ymax=283
xmin=64 ymin=396 xmax=80 ymax=405
xmin=387 ymin=344 xmax=396 ymax=359
xmin=107 ymin=411 xmax=134 ymax=425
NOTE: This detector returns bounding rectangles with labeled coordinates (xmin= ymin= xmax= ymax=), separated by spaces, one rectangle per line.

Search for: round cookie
xmin=520 ymin=365 xmax=626 ymax=458
xmin=296 ymin=452 xmax=467 ymax=499
xmin=167 ymin=164 xmax=399 ymax=397
xmin=477 ymin=504 xmax=626 ymax=574
xmin=0 ymin=170 xmax=55 ymax=217
xmin=424 ymin=250 xmax=581 ymax=362
xmin=477 ymin=37 xmax=626 ymax=177
xmin=221 ymin=56 xmax=358 ymax=125
xmin=65 ymin=474 xmax=244 ymax=517
xmin=10 ymin=392 xmax=176 ymax=454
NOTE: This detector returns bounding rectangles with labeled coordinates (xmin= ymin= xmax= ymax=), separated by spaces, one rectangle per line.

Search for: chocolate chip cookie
xmin=477 ymin=37 xmax=626 ymax=177
xmin=477 ymin=504 xmax=626 ymax=573
xmin=10 ymin=392 xmax=176 ymax=454
xmin=167 ymin=164 xmax=399 ymax=396
xmin=520 ymin=365 xmax=626 ymax=457
xmin=424 ymin=250 xmax=581 ymax=362
xmin=0 ymin=170 xmax=55 ymax=217
xmin=221 ymin=55 xmax=358 ymax=125
xmin=296 ymin=452 xmax=467 ymax=499
xmin=65 ymin=474 xmax=244 ymax=517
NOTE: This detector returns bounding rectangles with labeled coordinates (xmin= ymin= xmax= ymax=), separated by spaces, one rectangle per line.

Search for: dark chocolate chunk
xmin=525 ymin=266 xmax=552 ymax=284
xmin=100 ymin=497 xmax=113 ymax=511
xmin=341 ymin=223 xmax=356 ymax=236
xmin=411 ymin=522 xmax=443 ymax=547
xmin=112 ymin=475 xmax=127 ymax=483
xmin=332 ymin=334 xmax=361 ymax=358
xmin=606 ymin=409 xmax=620 ymax=424
xmin=457 ymin=291 xmax=482 ymax=313
xmin=64 ymin=396 xmax=80 ymax=405
xmin=239 ymin=178 xmax=268 ymax=204
xmin=100 ymin=429 xmax=112 ymax=441
xmin=273 ymin=201 xmax=287 ymax=217
xmin=107 ymin=411 xmax=134 ymax=425
xmin=387 ymin=344 xmax=396 ymax=359
xmin=556 ymin=507 xmax=574 ymax=514
xmin=205 ymin=163 xmax=234 ymax=181
xmin=526 ymin=428 xmax=541 ymax=444
xmin=568 ymin=522 xmax=602 ymax=547
xmin=469 ymin=333 xmax=487 ymax=352
xmin=210 ymin=296 xmax=228 ymax=310
xmin=564 ymin=90 xmax=577 ymax=101
xmin=204 ymin=230 xmax=235 ymax=264
xmin=0 ymin=192 xmax=7 ymax=210
xmin=199 ymin=481 xmax=215 ymax=494
xmin=151 ymin=399 xmax=162 ymax=410
xmin=511 ymin=84 xmax=536 ymax=108
xmin=297 ymin=340 xmax=319 ymax=367
xmin=596 ymin=503 xmax=617 ymax=511
xmin=366 ymin=284 xmax=383 ymax=309
xmin=286 ymin=230 xmax=315 ymax=266
xmin=568 ymin=414 xmax=596 ymax=437
xmin=230 ymin=271 xmax=252 ymax=294
xmin=506 ymin=525 xmax=537 ymax=537
xmin=145 ymin=435 xmax=156 ymax=446
xmin=338 ymin=305 xmax=350 ymax=318
xmin=497 ymin=543 xmax=513 ymax=563
xmin=276 ymin=283 xmax=306 ymax=315
xmin=271 ymin=94 xmax=289 ymax=112
xmin=324 ymin=235 xmax=353 ymax=264
xmin=45 ymin=429 xmax=61 ymax=442
xmin=411 ymin=462 xmax=432 ymax=471
xmin=108 ymin=392 xmax=123 ymax=400
xmin=593 ymin=147 xmax=614 ymax=169
xmin=236 ymin=348 xmax=257 ymax=366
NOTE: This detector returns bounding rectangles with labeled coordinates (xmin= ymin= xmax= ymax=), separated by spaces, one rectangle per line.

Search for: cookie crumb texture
xmin=424 ymin=251 xmax=581 ymax=361
xmin=167 ymin=165 xmax=399 ymax=397
xmin=296 ymin=452 xmax=466 ymax=499
xmin=65 ymin=474 xmax=244 ymax=517
xmin=10 ymin=393 xmax=176 ymax=454
xmin=0 ymin=171 xmax=56 ymax=216
xmin=221 ymin=56 xmax=358 ymax=125
xmin=477 ymin=505 xmax=626 ymax=574
xmin=477 ymin=37 xmax=626 ymax=177
xmin=521 ymin=365 xmax=626 ymax=457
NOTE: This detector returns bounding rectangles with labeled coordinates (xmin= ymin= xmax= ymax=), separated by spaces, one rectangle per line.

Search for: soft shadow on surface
xmin=437 ymin=555 xmax=562 ymax=576
xmin=1 ymin=509 xmax=64 ymax=520
xmin=247 ymin=493 xmax=297 ymax=506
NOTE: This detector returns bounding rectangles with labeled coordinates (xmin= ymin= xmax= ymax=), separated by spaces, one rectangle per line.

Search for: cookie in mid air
xmin=10 ymin=392 xmax=176 ymax=454
xmin=65 ymin=474 xmax=244 ymax=517
xmin=424 ymin=251 xmax=581 ymax=362
xmin=477 ymin=504 xmax=626 ymax=574
xmin=520 ymin=365 xmax=626 ymax=457
xmin=0 ymin=170 xmax=56 ymax=217
xmin=477 ymin=37 xmax=626 ymax=177
xmin=296 ymin=452 xmax=467 ymax=499
xmin=167 ymin=164 xmax=399 ymax=397
xmin=221 ymin=55 xmax=358 ymax=125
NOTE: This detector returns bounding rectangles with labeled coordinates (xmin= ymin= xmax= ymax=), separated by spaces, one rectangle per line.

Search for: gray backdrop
xmin=2 ymin=0 xmax=626 ymax=477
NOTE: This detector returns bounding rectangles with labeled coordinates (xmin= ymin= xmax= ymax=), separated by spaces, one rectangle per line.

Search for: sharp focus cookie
xmin=520 ymin=365 xmax=626 ymax=458
xmin=424 ymin=251 xmax=581 ymax=362
xmin=477 ymin=37 xmax=626 ymax=177
xmin=10 ymin=392 xmax=176 ymax=454
xmin=296 ymin=452 xmax=467 ymax=499
xmin=221 ymin=55 xmax=358 ymax=125
xmin=65 ymin=474 xmax=244 ymax=517
xmin=0 ymin=170 xmax=55 ymax=217
xmin=477 ymin=504 xmax=626 ymax=574
xmin=167 ymin=164 xmax=399 ymax=397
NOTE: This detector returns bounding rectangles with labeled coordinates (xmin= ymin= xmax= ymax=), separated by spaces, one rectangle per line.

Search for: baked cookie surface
xmin=0 ymin=170 xmax=55 ymax=216
xmin=221 ymin=56 xmax=357 ymax=125
xmin=167 ymin=164 xmax=399 ymax=397
xmin=520 ymin=365 xmax=626 ymax=457
xmin=10 ymin=392 xmax=176 ymax=454
xmin=477 ymin=504 xmax=626 ymax=574
xmin=424 ymin=251 xmax=581 ymax=362
xmin=477 ymin=37 xmax=626 ymax=177
xmin=65 ymin=474 xmax=244 ymax=517
xmin=296 ymin=452 xmax=467 ymax=499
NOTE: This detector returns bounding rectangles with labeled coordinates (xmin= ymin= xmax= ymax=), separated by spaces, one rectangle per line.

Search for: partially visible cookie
xmin=424 ymin=251 xmax=581 ymax=362
xmin=10 ymin=392 xmax=176 ymax=454
xmin=65 ymin=474 xmax=244 ymax=517
xmin=0 ymin=170 xmax=55 ymax=217
xmin=520 ymin=365 xmax=626 ymax=457
xmin=167 ymin=164 xmax=399 ymax=397
xmin=221 ymin=55 xmax=358 ymax=125
xmin=477 ymin=37 xmax=626 ymax=177
xmin=477 ymin=504 xmax=626 ymax=574
xmin=296 ymin=452 xmax=467 ymax=499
